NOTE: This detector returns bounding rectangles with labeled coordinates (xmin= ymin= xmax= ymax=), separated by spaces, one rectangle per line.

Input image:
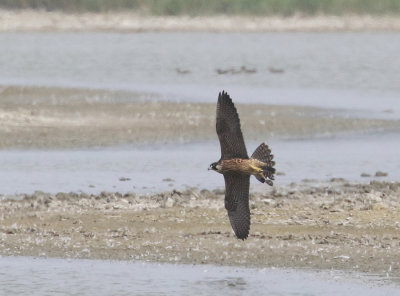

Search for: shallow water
xmin=0 ymin=257 xmax=398 ymax=296
xmin=0 ymin=32 xmax=400 ymax=119
xmin=0 ymin=32 xmax=399 ymax=195
xmin=1 ymin=133 xmax=399 ymax=196
xmin=1 ymin=32 xmax=400 ymax=91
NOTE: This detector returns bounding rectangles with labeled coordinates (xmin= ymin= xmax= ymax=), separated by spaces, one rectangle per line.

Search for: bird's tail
xmin=251 ymin=142 xmax=275 ymax=185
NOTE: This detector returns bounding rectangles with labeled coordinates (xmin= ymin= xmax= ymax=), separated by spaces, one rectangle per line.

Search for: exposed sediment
xmin=2 ymin=10 xmax=400 ymax=32
xmin=1 ymin=85 xmax=399 ymax=149
xmin=1 ymin=180 xmax=400 ymax=280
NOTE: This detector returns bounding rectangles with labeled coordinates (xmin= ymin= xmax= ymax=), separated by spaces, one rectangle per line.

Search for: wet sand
xmin=1 ymin=180 xmax=400 ymax=280
xmin=1 ymin=86 xmax=399 ymax=149
xmin=2 ymin=9 xmax=400 ymax=32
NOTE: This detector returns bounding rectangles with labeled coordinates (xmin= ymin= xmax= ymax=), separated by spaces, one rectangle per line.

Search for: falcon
xmin=209 ymin=91 xmax=275 ymax=240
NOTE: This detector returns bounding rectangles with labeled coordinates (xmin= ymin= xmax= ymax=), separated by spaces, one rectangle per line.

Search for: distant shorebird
xmin=215 ymin=66 xmax=257 ymax=75
xmin=209 ymin=91 xmax=275 ymax=240
xmin=240 ymin=66 xmax=257 ymax=73
xmin=175 ymin=68 xmax=191 ymax=74
xmin=268 ymin=67 xmax=284 ymax=74
xmin=216 ymin=68 xmax=232 ymax=75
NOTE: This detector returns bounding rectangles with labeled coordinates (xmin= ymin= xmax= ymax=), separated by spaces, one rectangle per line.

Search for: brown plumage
xmin=209 ymin=91 xmax=275 ymax=240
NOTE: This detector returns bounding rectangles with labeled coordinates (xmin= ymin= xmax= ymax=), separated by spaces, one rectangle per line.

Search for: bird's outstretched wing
xmin=216 ymin=91 xmax=248 ymax=160
xmin=224 ymin=174 xmax=250 ymax=240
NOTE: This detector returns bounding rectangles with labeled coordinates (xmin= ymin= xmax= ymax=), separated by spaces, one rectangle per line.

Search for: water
xmin=1 ymin=133 xmax=399 ymax=196
xmin=0 ymin=32 xmax=399 ymax=194
xmin=1 ymin=32 xmax=400 ymax=90
xmin=0 ymin=32 xmax=400 ymax=118
xmin=0 ymin=257 xmax=398 ymax=296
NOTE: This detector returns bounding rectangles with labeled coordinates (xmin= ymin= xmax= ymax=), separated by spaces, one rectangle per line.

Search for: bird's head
xmin=208 ymin=162 xmax=222 ymax=173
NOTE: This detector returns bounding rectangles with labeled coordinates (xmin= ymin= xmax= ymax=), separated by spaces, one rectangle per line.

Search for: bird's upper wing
xmin=216 ymin=91 xmax=248 ymax=160
xmin=224 ymin=173 xmax=250 ymax=240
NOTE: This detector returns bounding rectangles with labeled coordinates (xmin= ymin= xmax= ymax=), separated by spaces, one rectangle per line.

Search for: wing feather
xmin=216 ymin=91 xmax=248 ymax=160
xmin=223 ymin=174 xmax=250 ymax=240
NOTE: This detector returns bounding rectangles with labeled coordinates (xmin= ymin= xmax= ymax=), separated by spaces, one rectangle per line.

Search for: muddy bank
xmin=2 ymin=10 xmax=400 ymax=32
xmin=1 ymin=180 xmax=400 ymax=279
xmin=1 ymin=86 xmax=399 ymax=149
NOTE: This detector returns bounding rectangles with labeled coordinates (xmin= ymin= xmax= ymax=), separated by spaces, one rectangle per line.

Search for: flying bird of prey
xmin=209 ymin=91 xmax=275 ymax=240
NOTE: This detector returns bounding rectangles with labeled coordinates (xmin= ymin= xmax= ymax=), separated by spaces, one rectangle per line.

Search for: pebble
xmin=162 ymin=178 xmax=175 ymax=182
xmin=375 ymin=171 xmax=388 ymax=177
xmin=119 ymin=177 xmax=131 ymax=181
xmin=164 ymin=197 xmax=175 ymax=208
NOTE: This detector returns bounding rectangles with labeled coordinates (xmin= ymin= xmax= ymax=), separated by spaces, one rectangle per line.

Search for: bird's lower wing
xmin=224 ymin=174 xmax=250 ymax=240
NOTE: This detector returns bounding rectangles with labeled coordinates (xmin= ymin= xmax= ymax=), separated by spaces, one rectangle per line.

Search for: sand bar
xmin=1 ymin=86 xmax=399 ymax=149
xmin=2 ymin=9 xmax=400 ymax=32
xmin=1 ymin=180 xmax=400 ymax=280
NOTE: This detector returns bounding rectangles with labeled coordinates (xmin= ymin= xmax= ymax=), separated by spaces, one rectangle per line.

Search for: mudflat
xmin=1 ymin=86 xmax=398 ymax=149
xmin=1 ymin=180 xmax=400 ymax=279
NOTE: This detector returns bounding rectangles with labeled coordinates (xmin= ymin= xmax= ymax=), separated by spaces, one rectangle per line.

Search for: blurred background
xmin=1 ymin=0 xmax=400 ymax=15
xmin=0 ymin=0 xmax=399 ymax=194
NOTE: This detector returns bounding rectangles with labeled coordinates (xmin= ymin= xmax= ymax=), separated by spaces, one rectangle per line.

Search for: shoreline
xmin=2 ymin=10 xmax=400 ymax=32
xmin=1 ymin=85 xmax=399 ymax=149
xmin=1 ymin=180 xmax=400 ymax=280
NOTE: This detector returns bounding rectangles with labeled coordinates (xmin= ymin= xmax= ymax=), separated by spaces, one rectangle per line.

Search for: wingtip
xmin=233 ymin=227 xmax=250 ymax=240
xmin=236 ymin=233 xmax=249 ymax=240
xmin=218 ymin=90 xmax=232 ymax=104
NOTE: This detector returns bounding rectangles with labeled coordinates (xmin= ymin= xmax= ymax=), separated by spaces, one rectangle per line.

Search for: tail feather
xmin=251 ymin=142 xmax=274 ymax=163
xmin=251 ymin=142 xmax=275 ymax=185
